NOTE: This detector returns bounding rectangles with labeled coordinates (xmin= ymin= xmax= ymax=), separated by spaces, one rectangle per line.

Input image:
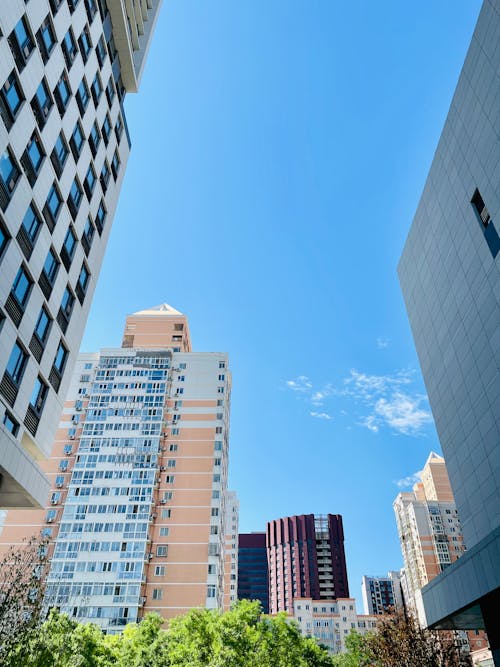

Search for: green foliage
xmin=2 ymin=600 xmax=336 ymax=667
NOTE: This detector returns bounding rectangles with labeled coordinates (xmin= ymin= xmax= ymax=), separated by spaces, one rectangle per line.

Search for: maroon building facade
xmin=266 ymin=514 xmax=349 ymax=614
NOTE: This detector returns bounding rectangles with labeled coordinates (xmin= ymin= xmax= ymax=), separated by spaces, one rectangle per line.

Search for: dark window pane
xmin=35 ymin=307 xmax=51 ymax=343
xmin=12 ymin=266 xmax=31 ymax=306
xmin=6 ymin=342 xmax=28 ymax=385
xmin=22 ymin=204 xmax=42 ymax=242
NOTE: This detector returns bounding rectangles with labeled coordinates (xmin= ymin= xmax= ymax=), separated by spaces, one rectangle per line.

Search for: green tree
xmin=0 ymin=534 xmax=50 ymax=665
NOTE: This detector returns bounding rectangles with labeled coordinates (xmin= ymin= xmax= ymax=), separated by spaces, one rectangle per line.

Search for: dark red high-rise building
xmin=266 ymin=514 xmax=349 ymax=614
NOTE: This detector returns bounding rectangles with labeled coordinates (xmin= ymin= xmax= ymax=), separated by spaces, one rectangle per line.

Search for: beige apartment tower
xmin=0 ymin=304 xmax=233 ymax=631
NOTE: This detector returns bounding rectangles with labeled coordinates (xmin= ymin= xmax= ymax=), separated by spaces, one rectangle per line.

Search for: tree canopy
xmin=3 ymin=600 xmax=335 ymax=667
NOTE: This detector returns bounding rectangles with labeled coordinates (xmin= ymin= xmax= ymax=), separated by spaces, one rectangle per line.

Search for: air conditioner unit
xmin=160 ymin=466 xmax=166 ymax=471
xmin=160 ymin=499 xmax=166 ymax=505
xmin=69 ymin=434 xmax=75 ymax=440
xmin=51 ymin=499 xmax=58 ymax=505
xmin=46 ymin=517 xmax=54 ymax=523
xmin=148 ymin=553 xmax=153 ymax=560
xmin=56 ymin=481 xmax=63 ymax=488
xmin=151 ymin=513 xmax=157 ymax=519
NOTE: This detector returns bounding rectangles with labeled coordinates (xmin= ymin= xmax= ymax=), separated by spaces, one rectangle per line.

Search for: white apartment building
xmin=361 ymin=571 xmax=404 ymax=616
xmin=0 ymin=0 xmax=161 ymax=508
xmin=293 ymin=597 xmax=378 ymax=654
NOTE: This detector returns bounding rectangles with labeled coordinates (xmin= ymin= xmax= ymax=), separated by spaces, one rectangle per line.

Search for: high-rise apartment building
xmin=0 ymin=0 xmax=161 ymax=508
xmin=0 ymin=304 xmax=232 ymax=632
xmin=237 ymin=532 xmax=269 ymax=613
xmin=398 ymin=1 xmax=499 ymax=660
xmin=393 ymin=453 xmax=466 ymax=615
xmin=267 ymin=513 xmax=349 ymax=615
xmin=223 ymin=490 xmax=239 ymax=610
xmin=361 ymin=571 xmax=403 ymax=616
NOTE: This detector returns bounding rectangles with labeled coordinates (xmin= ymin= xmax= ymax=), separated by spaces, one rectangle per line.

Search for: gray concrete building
xmin=0 ymin=0 xmax=161 ymax=508
xmin=398 ymin=0 xmax=500 ymax=662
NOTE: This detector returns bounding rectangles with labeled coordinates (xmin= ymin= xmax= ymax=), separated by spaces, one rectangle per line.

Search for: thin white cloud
xmin=359 ymin=415 xmax=379 ymax=432
xmin=285 ymin=367 xmax=432 ymax=435
xmin=373 ymin=392 xmax=433 ymax=435
xmin=285 ymin=376 xmax=312 ymax=392
xmin=377 ymin=337 xmax=390 ymax=349
xmin=394 ymin=471 xmax=422 ymax=489
xmin=310 ymin=411 xmax=332 ymax=420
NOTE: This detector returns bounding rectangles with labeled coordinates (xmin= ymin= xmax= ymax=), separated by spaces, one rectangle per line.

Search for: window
xmin=9 ymin=16 xmax=35 ymax=71
xmin=11 ymin=265 xmax=32 ymax=307
xmin=95 ymin=200 xmax=106 ymax=234
xmin=62 ymin=28 xmax=78 ymax=68
xmin=115 ymin=114 xmax=124 ymax=142
xmin=6 ymin=341 xmax=28 ymax=386
xmin=105 ymin=77 xmax=115 ymax=106
xmin=154 ymin=565 xmax=166 ymax=576
xmin=54 ymin=72 xmax=71 ymax=115
xmin=179 ymin=362 xmax=186 ymax=369
xmin=84 ymin=164 xmax=96 ymax=198
xmin=42 ymin=248 xmax=59 ymax=288
xmin=68 ymin=178 xmax=83 ymax=218
xmin=78 ymin=26 xmax=92 ymax=62
xmin=161 ymin=509 xmax=171 ymax=519
xmin=82 ymin=216 xmax=95 ymax=255
xmin=167 ymin=459 xmax=176 ymax=468
xmin=61 ymin=227 xmax=77 ymax=269
xmin=34 ymin=307 xmax=51 ymax=345
xmin=51 ymin=132 xmax=69 ymax=177
xmin=159 ymin=527 xmax=169 ymax=537
xmin=76 ymin=78 xmax=90 ymax=114
xmin=207 ymin=586 xmax=216 ymax=598
xmin=91 ymin=73 xmax=103 ymax=106
xmin=0 ymin=217 xmax=10 ymax=258
xmin=471 ymin=188 xmax=499 ymax=258
xmin=17 ymin=203 xmax=42 ymax=256
xmin=52 ymin=341 xmax=68 ymax=375
xmin=165 ymin=475 xmax=174 ymax=484
xmin=152 ymin=588 xmax=163 ymax=600
xmin=88 ymin=122 xmax=100 ymax=157
xmin=0 ymin=72 xmax=24 ymax=130
xmin=0 ymin=149 xmax=20 ymax=210
xmin=76 ymin=263 xmax=90 ymax=303
xmin=43 ymin=183 xmax=62 ymax=230
xmin=31 ymin=79 xmax=53 ymax=128
xmin=101 ymin=114 xmax=112 ymax=145
xmin=22 ymin=133 xmax=45 ymax=186
xmin=59 ymin=287 xmax=75 ymax=327
xmin=30 ymin=376 xmax=48 ymax=415
xmin=36 ymin=16 xmax=56 ymax=63
xmin=84 ymin=0 xmax=98 ymax=22
xmin=100 ymin=161 xmax=110 ymax=193
xmin=210 ymin=526 xmax=218 ymax=535
xmin=3 ymin=410 xmax=19 ymax=436
xmin=214 ymin=441 xmax=222 ymax=451
xmin=70 ymin=122 xmax=85 ymax=160
xmin=111 ymin=150 xmax=120 ymax=180
xmin=168 ymin=444 xmax=178 ymax=452
xmin=63 ymin=444 xmax=72 ymax=455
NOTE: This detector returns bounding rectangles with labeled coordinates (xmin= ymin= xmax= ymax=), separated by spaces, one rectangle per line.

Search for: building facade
xmin=223 ymin=490 xmax=239 ymax=610
xmin=237 ymin=532 xmax=269 ymax=613
xmin=398 ymin=1 xmax=500 ymax=660
xmin=292 ymin=597 xmax=378 ymax=655
xmin=267 ymin=513 xmax=349 ymax=615
xmin=361 ymin=571 xmax=403 ymax=616
xmin=393 ymin=453 xmax=466 ymax=615
xmin=0 ymin=304 xmax=232 ymax=632
xmin=0 ymin=0 xmax=162 ymax=508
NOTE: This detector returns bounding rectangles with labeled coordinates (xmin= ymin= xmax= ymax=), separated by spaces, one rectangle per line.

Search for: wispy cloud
xmin=310 ymin=411 xmax=332 ymax=420
xmin=377 ymin=337 xmax=390 ymax=349
xmin=394 ymin=471 xmax=422 ymax=488
xmin=284 ymin=367 xmax=433 ymax=436
xmin=285 ymin=376 xmax=312 ymax=393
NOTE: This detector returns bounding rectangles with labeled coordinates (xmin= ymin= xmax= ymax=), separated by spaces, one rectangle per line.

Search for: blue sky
xmin=82 ymin=0 xmax=482 ymax=607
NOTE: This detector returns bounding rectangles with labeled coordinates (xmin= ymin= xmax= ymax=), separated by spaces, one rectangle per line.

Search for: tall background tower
xmin=266 ymin=513 xmax=349 ymax=615
xmin=393 ymin=453 xmax=465 ymax=615
xmin=0 ymin=304 xmax=234 ymax=632
xmin=0 ymin=0 xmax=162 ymax=508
